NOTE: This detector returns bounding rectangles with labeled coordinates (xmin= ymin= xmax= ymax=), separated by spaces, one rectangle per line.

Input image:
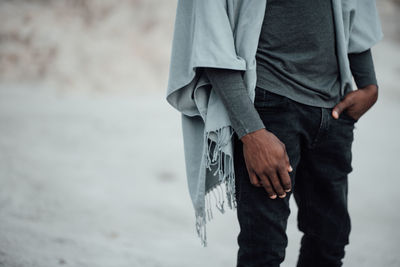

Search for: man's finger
xmin=332 ymin=101 xmax=347 ymax=119
xmin=268 ymin=172 xmax=286 ymax=198
xmin=332 ymin=94 xmax=354 ymax=119
xmin=279 ymin=167 xmax=292 ymax=193
xmin=248 ymin=170 xmax=261 ymax=187
xmin=284 ymin=152 xmax=292 ymax=172
xmin=259 ymin=173 xmax=276 ymax=199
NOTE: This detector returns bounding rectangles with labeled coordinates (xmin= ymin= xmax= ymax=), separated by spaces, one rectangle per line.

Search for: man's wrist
xmin=240 ymin=128 xmax=267 ymax=144
xmin=358 ymin=84 xmax=379 ymax=105
xmin=359 ymin=84 xmax=379 ymax=99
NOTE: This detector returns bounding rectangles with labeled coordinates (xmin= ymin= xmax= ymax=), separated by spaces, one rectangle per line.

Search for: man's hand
xmin=241 ymin=129 xmax=293 ymax=199
xmin=332 ymin=84 xmax=379 ymax=121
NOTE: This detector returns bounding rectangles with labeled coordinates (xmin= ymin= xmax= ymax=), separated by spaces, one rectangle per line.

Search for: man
xmin=166 ymin=0 xmax=382 ymax=266
xmin=204 ymin=1 xmax=379 ymax=266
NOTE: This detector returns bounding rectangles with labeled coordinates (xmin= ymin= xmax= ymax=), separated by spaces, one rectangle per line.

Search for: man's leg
xmin=234 ymin=88 xmax=302 ymax=267
xmin=293 ymin=106 xmax=355 ymax=267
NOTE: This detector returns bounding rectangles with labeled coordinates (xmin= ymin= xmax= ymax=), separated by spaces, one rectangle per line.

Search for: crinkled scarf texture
xmin=165 ymin=0 xmax=383 ymax=247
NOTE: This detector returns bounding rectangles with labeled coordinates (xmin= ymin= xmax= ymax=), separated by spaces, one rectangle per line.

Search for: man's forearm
xmin=348 ymin=48 xmax=378 ymax=89
xmin=204 ymin=67 xmax=265 ymax=139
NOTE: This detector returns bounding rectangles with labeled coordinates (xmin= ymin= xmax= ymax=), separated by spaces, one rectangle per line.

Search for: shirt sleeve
xmin=348 ymin=48 xmax=378 ymax=89
xmin=204 ymin=67 xmax=266 ymax=139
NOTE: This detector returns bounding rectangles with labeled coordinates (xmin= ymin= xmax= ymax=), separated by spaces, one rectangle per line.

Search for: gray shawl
xmin=165 ymin=0 xmax=383 ymax=246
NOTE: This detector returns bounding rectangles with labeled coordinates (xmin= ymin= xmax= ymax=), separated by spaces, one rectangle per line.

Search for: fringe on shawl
xmin=195 ymin=125 xmax=237 ymax=247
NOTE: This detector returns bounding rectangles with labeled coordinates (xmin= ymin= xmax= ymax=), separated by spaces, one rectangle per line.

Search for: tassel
xmin=195 ymin=125 xmax=237 ymax=247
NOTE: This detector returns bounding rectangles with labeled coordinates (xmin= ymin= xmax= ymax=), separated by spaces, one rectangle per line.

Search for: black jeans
xmin=234 ymin=87 xmax=356 ymax=267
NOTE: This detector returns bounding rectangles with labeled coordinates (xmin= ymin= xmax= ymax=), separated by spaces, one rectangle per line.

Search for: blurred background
xmin=0 ymin=0 xmax=399 ymax=266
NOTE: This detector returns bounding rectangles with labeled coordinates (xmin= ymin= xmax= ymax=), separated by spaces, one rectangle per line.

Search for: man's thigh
xmin=233 ymin=88 xmax=303 ymax=265
xmin=293 ymin=106 xmax=355 ymax=246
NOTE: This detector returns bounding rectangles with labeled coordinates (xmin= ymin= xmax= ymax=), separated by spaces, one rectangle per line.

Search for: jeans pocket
xmin=254 ymin=87 xmax=288 ymax=111
xmin=340 ymin=110 xmax=358 ymax=123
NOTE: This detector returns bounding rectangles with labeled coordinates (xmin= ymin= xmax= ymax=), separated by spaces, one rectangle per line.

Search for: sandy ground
xmin=0 ymin=0 xmax=400 ymax=266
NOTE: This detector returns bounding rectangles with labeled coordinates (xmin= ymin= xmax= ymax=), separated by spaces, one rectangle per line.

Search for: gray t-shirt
xmin=256 ymin=0 xmax=340 ymax=108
